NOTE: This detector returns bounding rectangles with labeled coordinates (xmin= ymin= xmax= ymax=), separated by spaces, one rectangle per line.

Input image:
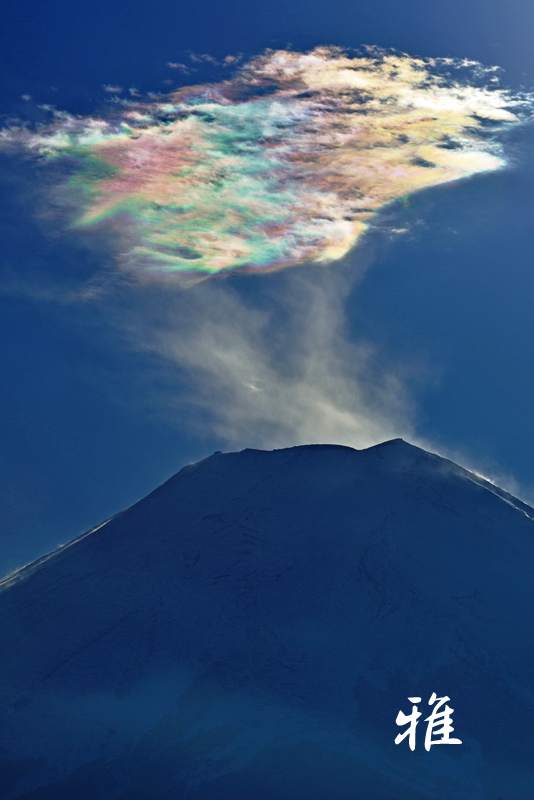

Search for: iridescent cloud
xmin=2 ymin=47 xmax=529 ymax=280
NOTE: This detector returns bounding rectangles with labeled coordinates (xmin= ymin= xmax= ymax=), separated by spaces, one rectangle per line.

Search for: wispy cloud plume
xmin=124 ymin=258 xmax=417 ymax=450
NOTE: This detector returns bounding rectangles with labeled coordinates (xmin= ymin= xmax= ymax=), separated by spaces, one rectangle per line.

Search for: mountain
xmin=0 ymin=439 xmax=533 ymax=799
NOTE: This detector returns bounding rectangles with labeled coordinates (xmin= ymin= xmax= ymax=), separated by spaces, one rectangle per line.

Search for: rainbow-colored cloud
xmin=2 ymin=47 xmax=528 ymax=279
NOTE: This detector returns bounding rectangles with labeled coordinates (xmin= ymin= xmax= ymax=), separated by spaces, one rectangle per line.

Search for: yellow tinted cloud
xmin=2 ymin=47 xmax=528 ymax=279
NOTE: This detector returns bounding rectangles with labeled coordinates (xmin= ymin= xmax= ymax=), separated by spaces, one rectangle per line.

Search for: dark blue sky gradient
xmin=2 ymin=0 xmax=534 ymax=110
xmin=350 ymin=141 xmax=534 ymax=480
xmin=1 ymin=0 xmax=534 ymax=576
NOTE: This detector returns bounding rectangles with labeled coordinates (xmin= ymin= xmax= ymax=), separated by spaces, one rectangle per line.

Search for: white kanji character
xmin=394 ymin=696 xmax=422 ymax=751
xmin=423 ymin=692 xmax=462 ymax=751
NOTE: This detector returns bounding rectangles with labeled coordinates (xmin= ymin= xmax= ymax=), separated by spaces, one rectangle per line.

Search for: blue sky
xmin=1 ymin=0 xmax=534 ymax=577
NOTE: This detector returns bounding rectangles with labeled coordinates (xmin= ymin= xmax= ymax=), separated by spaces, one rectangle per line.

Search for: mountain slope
xmin=1 ymin=439 xmax=533 ymax=799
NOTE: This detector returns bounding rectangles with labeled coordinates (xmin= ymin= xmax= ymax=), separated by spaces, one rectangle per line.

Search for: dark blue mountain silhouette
xmin=1 ymin=439 xmax=533 ymax=799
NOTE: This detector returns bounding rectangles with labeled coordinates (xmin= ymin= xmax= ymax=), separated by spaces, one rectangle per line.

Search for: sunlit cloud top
xmin=2 ymin=46 xmax=529 ymax=279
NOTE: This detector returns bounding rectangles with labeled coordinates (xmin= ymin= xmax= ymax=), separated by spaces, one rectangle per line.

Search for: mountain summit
xmin=1 ymin=440 xmax=533 ymax=799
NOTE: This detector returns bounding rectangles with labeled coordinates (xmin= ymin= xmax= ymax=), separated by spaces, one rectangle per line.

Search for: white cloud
xmin=123 ymin=256 xmax=417 ymax=452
